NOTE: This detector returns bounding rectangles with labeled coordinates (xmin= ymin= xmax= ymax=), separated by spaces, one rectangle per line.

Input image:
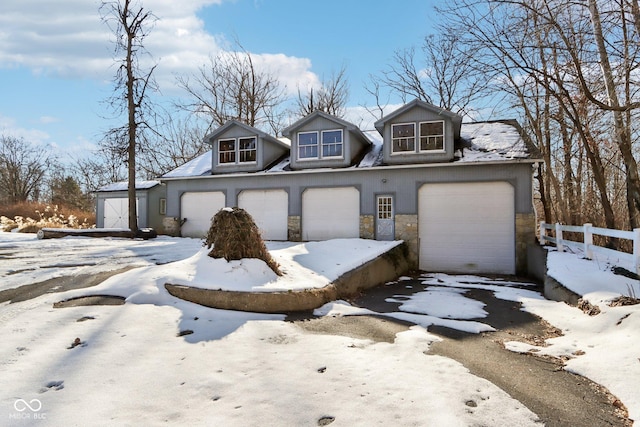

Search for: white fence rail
xmin=539 ymin=222 xmax=640 ymax=275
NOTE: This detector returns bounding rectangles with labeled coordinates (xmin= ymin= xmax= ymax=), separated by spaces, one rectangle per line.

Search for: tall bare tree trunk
xmin=125 ymin=0 xmax=138 ymax=232
xmin=588 ymin=0 xmax=640 ymax=228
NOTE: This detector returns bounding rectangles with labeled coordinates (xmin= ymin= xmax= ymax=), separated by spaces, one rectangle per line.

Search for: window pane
xmin=419 ymin=121 xmax=444 ymax=151
xmin=219 ymin=139 xmax=235 ymax=163
xmin=239 ymin=137 xmax=257 ymax=163
xmin=299 ymin=132 xmax=318 ymax=146
xmin=321 ymin=130 xmax=343 ymax=158
xmin=392 ymin=123 xmax=415 ymax=152
xmin=298 ymin=132 xmax=318 ymax=159
xmin=377 ymin=196 xmax=393 ymax=219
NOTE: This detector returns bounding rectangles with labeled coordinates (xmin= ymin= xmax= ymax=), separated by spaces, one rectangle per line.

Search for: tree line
xmin=3 ymin=0 xmax=639 ymax=235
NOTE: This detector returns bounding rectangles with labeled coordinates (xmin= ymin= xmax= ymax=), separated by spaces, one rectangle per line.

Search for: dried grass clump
xmin=0 ymin=204 xmax=94 ymax=233
xmin=204 ymin=207 xmax=281 ymax=275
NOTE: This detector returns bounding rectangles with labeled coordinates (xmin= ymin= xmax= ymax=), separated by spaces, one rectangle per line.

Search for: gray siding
xmin=381 ymin=107 xmax=455 ymax=164
xmin=95 ymin=185 xmax=166 ymax=229
xmin=289 ymin=116 xmax=351 ymax=170
xmin=210 ymin=123 xmax=288 ymax=174
xmin=164 ymin=162 xmax=535 ymax=220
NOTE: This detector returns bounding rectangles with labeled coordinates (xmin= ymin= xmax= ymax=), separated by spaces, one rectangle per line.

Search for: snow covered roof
xmin=161 ymin=120 xmax=539 ymax=179
xmin=96 ymin=180 xmax=161 ymax=192
xmin=162 ymin=151 xmax=213 ymax=178
xmin=459 ymin=121 xmax=536 ymax=162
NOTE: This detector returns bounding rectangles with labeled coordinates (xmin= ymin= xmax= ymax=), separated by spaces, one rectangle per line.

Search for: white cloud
xmin=0 ymin=114 xmax=51 ymax=145
xmin=39 ymin=116 xmax=60 ymax=124
xmin=343 ymin=103 xmax=404 ymax=131
xmin=0 ymin=0 xmax=319 ymax=96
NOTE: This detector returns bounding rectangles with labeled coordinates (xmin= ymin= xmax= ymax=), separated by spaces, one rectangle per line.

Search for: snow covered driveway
xmin=0 ymin=233 xmax=544 ymax=425
xmin=1 ymin=233 xmax=637 ymax=425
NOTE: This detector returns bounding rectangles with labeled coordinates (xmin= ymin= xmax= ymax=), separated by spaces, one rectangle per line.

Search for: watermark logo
xmin=9 ymin=399 xmax=46 ymax=420
xmin=14 ymin=399 xmax=42 ymax=412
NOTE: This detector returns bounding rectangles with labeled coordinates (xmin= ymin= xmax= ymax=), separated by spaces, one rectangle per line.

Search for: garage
xmin=180 ymin=191 xmax=225 ymax=238
xmin=302 ymin=187 xmax=360 ymax=240
xmin=238 ymin=189 xmax=289 ymax=241
xmin=104 ymin=198 xmax=137 ymax=229
xmin=418 ymin=182 xmax=515 ymax=274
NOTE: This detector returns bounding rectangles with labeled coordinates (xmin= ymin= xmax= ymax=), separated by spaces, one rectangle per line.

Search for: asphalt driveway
xmin=321 ymin=274 xmax=631 ymax=427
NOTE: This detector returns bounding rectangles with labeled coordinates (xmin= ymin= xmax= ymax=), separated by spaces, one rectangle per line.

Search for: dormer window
xmin=392 ymin=121 xmax=445 ymax=154
xmin=298 ymin=129 xmax=343 ymax=160
xmin=321 ymin=130 xmax=343 ymax=158
xmin=419 ymin=121 xmax=444 ymax=151
xmin=392 ymin=123 xmax=416 ymax=153
xmin=218 ymin=137 xmax=257 ymax=164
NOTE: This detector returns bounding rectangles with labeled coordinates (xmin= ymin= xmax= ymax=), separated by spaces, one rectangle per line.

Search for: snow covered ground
xmin=1 ymin=232 xmax=638 ymax=425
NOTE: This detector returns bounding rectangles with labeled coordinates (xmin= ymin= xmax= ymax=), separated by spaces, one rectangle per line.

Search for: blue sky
xmin=0 ymin=0 xmax=439 ymax=160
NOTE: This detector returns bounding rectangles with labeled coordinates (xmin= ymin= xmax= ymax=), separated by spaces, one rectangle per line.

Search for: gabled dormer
xmin=204 ymin=120 xmax=289 ymax=174
xmin=374 ymin=99 xmax=462 ymax=165
xmin=282 ymin=111 xmax=371 ymax=170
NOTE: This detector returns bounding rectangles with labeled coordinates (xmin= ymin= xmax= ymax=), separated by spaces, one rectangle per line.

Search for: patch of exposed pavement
xmin=294 ymin=276 xmax=632 ymax=427
xmin=0 ymin=267 xmax=135 ymax=304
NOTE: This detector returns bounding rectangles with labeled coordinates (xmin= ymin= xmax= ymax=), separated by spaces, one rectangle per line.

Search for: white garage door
xmin=238 ymin=189 xmax=288 ymax=241
xmin=302 ymin=187 xmax=360 ymax=240
xmin=104 ymin=197 xmax=137 ymax=229
xmin=181 ymin=191 xmax=225 ymax=238
xmin=419 ymin=182 xmax=515 ymax=274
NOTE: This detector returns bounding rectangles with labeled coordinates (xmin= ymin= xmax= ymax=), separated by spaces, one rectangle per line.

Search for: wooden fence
xmin=539 ymin=222 xmax=640 ymax=275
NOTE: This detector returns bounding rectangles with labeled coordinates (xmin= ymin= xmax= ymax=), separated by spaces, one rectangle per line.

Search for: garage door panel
xmin=419 ymin=182 xmax=514 ymax=274
xmin=181 ymin=192 xmax=225 ymax=238
xmin=302 ymin=187 xmax=359 ymax=241
xmin=238 ymin=189 xmax=288 ymax=241
xmin=104 ymin=198 xmax=137 ymax=229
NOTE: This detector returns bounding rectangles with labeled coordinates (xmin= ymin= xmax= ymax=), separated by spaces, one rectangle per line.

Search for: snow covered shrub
xmin=204 ymin=207 xmax=281 ymax=275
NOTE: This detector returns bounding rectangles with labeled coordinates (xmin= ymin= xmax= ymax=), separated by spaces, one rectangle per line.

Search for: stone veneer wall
xmin=394 ymin=214 xmax=419 ymax=268
xmin=287 ymin=216 xmax=301 ymax=241
xmin=516 ymin=213 xmax=537 ymax=275
xmin=360 ymin=215 xmax=374 ymax=240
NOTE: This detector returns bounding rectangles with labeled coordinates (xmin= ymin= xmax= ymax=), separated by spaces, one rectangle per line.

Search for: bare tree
xmin=71 ymin=148 xmax=127 ymax=195
xmin=371 ymin=32 xmax=490 ymax=118
xmin=435 ymin=0 xmax=640 ymax=233
xmin=137 ymin=115 xmax=208 ymax=178
xmin=177 ymin=42 xmax=286 ymax=135
xmin=0 ymin=135 xmax=52 ymax=204
xmin=295 ymin=65 xmax=349 ymax=118
xmin=101 ymin=0 xmax=158 ymax=232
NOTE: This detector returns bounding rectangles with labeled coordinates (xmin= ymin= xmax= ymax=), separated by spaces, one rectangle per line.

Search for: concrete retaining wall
xmin=527 ymin=243 xmax=581 ymax=305
xmin=165 ymin=243 xmax=410 ymax=313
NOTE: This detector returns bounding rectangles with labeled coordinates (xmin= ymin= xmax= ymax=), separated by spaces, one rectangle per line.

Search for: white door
xmin=104 ymin=197 xmax=137 ymax=229
xmin=302 ymin=187 xmax=360 ymax=240
xmin=418 ymin=182 xmax=515 ymax=274
xmin=376 ymin=195 xmax=395 ymax=241
xmin=238 ymin=189 xmax=288 ymax=241
xmin=180 ymin=191 xmax=225 ymax=238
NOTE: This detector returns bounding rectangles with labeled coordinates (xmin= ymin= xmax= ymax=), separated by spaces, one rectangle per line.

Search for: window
xmin=377 ymin=196 xmax=393 ymax=220
xmin=218 ymin=136 xmax=257 ymax=164
xmin=239 ymin=137 xmax=257 ymax=162
xmin=219 ymin=139 xmax=236 ymax=164
xmin=419 ymin=121 xmax=444 ymax=151
xmin=298 ymin=132 xmax=319 ymax=159
xmin=159 ymin=198 xmax=167 ymax=215
xmin=321 ymin=130 xmax=343 ymax=158
xmin=391 ymin=123 xmax=415 ymax=153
